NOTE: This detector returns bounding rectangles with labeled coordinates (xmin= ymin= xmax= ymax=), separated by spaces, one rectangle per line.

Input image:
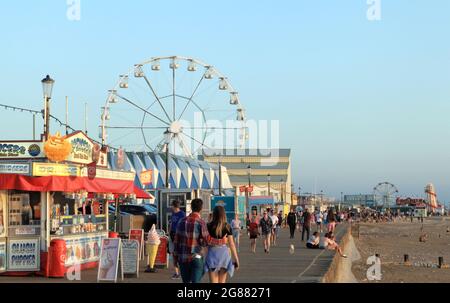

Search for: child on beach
xmin=323 ymin=232 xmax=347 ymax=258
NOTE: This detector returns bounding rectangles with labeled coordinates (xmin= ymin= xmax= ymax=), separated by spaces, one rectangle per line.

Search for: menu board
xmin=121 ymin=240 xmax=139 ymax=277
xmin=129 ymin=229 xmax=144 ymax=260
xmin=0 ymin=241 xmax=6 ymax=272
xmin=97 ymin=238 xmax=123 ymax=282
xmin=7 ymin=238 xmax=40 ymax=271
xmin=64 ymin=234 xmax=104 ymax=266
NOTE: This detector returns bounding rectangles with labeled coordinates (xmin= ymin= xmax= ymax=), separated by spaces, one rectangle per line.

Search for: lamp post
xmin=218 ymin=156 xmax=223 ymax=196
xmin=41 ymin=75 xmax=55 ymax=140
xmin=246 ymin=165 xmax=251 ymax=214
xmin=267 ymin=174 xmax=271 ymax=196
xmin=280 ymin=178 xmax=284 ymax=203
xmin=164 ymin=130 xmax=172 ymax=189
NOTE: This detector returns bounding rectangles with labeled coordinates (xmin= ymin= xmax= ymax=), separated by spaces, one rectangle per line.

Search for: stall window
xmin=0 ymin=191 xmax=6 ymax=237
xmin=9 ymin=191 xmax=41 ymax=227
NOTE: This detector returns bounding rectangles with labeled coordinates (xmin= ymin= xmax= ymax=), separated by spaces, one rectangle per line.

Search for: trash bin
xmin=48 ymin=239 xmax=67 ymax=278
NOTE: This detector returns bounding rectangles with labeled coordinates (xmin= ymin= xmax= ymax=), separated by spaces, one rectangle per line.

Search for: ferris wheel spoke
xmin=175 ymin=134 xmax=193 ymax=158
xmin=177 ymin=69 xmax=208 ymax=121
xmin=181 ymin=132 xmax=211 ymax=150
xmin=105 ymin=126 xmax=168 ymax=130
xmin=115 ymin=93 xmax=170 ymax=126
xmin=142 ymin=75 xmax=173 ymax=122
xmin=172 ymin=65 xmax=176 ymax=121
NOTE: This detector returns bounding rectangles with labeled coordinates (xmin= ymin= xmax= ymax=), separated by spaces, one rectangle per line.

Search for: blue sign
xmin=211 ymin=196 xmax=235 ymax=213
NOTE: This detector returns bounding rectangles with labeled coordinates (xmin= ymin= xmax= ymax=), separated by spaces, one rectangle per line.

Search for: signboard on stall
xmin=7 ymin=238 xmax=40 ymax=271
xmin=63 ymin=234 xmax=104 ymax=266
xmin=97 ymin=238 xmax=123 ymax=283
xmin=32 ymin=163 xmax=80 ymax=177
xmin=0 ymin=240 xmax=6 ymax=272
xmin=0 ymin=142 xmax=45 ymax=159
xmin=80 ymin=167 xmax=135 ymax=181
xmin=0 ymin=163 xmax=31 ymax=175
xmin=121 ymin=239 xmax=139 ymax=277
xmin=129 ymin=229 xmax=144 ymax=260
xmin=65 ymin=131 xmax=108 ymax=167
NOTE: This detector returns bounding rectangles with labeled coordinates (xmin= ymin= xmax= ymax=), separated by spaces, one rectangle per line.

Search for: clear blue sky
xmin=0 ymin=1 xmax=449 ymax=203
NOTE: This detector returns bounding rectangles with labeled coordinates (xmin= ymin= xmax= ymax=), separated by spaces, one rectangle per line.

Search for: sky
xmin=0 ymin=0 xmax=449 ymax=203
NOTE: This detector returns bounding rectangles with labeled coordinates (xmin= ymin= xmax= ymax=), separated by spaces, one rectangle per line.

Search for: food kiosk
xmin=0 ymin=131 xmax=137 ymax=275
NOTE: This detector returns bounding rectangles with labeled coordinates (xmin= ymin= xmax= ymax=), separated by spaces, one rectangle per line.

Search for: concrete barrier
xmin=322 ymin=226 xmax=359 ymax=283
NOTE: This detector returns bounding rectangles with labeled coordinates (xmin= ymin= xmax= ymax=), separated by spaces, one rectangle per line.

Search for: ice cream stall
xmin=0 ymin=131 xmax=137 ymax=275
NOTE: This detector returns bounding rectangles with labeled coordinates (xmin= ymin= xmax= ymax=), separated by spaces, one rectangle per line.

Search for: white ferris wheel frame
xmin=100 ymin=55 xmax=248 ymax=157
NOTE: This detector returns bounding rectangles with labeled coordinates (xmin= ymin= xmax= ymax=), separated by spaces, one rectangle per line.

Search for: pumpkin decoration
xmin=44 ymin=132 xmax=72 ymax=162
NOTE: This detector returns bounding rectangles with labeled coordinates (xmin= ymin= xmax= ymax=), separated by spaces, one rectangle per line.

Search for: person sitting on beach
xmin=306 ymin=232 xmax=321 ymax=249
xmin=323 ymin=232 xmax=347 ymax=258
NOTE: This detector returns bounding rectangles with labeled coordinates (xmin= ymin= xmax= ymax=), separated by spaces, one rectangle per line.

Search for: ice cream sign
xmin=64 ymin=131 xmax=107 ymax=167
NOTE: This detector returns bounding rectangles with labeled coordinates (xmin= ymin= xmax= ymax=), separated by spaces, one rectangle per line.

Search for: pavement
xmin=0 ymin=224 xmax=347 ymax=283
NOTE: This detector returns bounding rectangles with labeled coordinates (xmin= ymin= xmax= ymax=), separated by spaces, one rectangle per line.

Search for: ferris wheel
xmin=100 ymin=56 xmax=248 ymax=157
xmin=373 ymin=182 xmax=399 ymax=208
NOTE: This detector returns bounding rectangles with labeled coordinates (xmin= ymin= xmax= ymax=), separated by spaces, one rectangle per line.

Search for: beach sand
xmin=352 ymin=217 xmax=450 ymax=283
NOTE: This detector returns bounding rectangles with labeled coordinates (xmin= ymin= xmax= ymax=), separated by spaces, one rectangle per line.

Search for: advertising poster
xmin=0 ymin=241 xmax=6 ymax=272
xmin=129 ymin=229 xmax=144 ymax=260
xmin=64 ymin=234 xmax=104 ymax=266
xmin=121 ymin=240 xmax=139 ymax=277
xmin=7 ymin=238 xmax=40 ymax=271
xmin=97 ymin=238 xmax=122 ymax=282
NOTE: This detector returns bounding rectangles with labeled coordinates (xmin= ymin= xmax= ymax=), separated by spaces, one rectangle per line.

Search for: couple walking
xmin=247 ymin=209 xmax=280 ymax=254
xmin=172 ymin=198 xmax=240 ymax=283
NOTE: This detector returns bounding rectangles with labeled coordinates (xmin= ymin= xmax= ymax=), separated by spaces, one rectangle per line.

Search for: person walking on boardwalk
xmin=260 ymin=210 xmax=273 ymax=253
xmin=287 ymin=208 xmax=297 ymax=239
xmin=269 ymin=209 xmax=279 ymax=246
xmin=169 ymin=200 xmax=185 ymax=280
xmin=315 ymin=210 xmax=323 ymax=233
xmin=327 ymin=208 xmax=337 ymax=233
xmin=301 ymin=208 xmax=313 ymax=242
xmin=231 ymin=213 xmax=242 ymax=252
xmin=247 ymin=209 xmax=260 ymax=253
xmin=204 ymin=206 xmax=240 ymax=283
xmin=173 ymin=198 xmax=209 ymax=283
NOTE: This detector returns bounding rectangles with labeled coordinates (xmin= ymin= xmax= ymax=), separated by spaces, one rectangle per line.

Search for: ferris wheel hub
xmin=169 ymin=121 xmax=183 ymax=134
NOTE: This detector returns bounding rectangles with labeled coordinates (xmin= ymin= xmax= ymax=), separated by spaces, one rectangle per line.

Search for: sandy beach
xmin=351 ymin=217 xmax=450 ymax=283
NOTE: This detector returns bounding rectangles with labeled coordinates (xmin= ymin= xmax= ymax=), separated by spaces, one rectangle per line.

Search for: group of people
xmin=246 ymin=208 xmax=283 ymax=254
xmin=169 ymin=199 xmax=240 ymax=284
xmin=285 ymin=207 xmax=347 ymax=258
xmin=285 ymin=207 xmax=341 ymax=240
xmin=306 ymin=231 xmax=347 ymax=257
xmin=167 ymin=201 xmax=349 ymax=283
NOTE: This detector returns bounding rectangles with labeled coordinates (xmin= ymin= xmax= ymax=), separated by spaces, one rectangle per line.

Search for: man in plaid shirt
xmin=173 ymin=198 xmax=209 ymax=283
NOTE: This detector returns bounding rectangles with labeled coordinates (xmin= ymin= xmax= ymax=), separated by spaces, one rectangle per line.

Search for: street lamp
xmin=246 ymin=165 xmax=251 ymax=214
xmin=267 ymin=174 xmax=271 ymax=196
xmin=164 ymin=130 xmax=172 ymax=189
xmin=218 ymin=155 xmax=223 ymax=196
xmin=41 ymin=75 xmax=55 ymax=140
